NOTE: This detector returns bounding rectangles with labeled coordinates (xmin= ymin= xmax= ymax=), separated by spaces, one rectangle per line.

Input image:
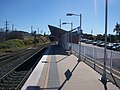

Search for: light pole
xmin=101 ymin=0 xmax=108 ymax=87
xmin=60 ymin=19 xmax=62 ymax=29
xmin=66 ymin=13 xmax=82 ymax=62
xmin=62 ymin=22 xmax=73 ymax=51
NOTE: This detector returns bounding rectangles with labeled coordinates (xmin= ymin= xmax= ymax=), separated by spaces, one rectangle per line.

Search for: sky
xmin=0 ymin=0 xmax=120 ymax=35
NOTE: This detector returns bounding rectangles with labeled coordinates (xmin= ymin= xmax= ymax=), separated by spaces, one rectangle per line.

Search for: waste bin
xmin=66 ymin=51 xmax=70 ymax=56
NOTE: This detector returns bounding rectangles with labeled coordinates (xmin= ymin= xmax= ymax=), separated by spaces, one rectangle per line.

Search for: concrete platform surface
xmin=22 ymin=45 xmax=119 ymax=90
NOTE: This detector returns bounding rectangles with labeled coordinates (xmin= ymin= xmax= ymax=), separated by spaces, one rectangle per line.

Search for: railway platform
xmin=22 ymin=45 xmax=119 ymax=90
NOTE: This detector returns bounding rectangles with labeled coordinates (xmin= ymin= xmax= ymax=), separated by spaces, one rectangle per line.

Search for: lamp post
xmin=101 ymin=0 xmax=108 ymax=86
xmin=62 ymin=22 xmax=73 ymax=51
xmin=66 ymin=13 xmax=82 ymax=61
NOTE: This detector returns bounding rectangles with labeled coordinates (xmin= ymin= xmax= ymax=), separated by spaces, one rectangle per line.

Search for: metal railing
xmin=59 ymin=38 xmax=120 ymax=88
xmin=71 ymin=43 xmax=120 ymax=73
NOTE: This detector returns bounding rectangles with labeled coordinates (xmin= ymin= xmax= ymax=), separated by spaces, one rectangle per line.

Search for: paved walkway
xmin=37 ymin=45 xmax=119 ymax=90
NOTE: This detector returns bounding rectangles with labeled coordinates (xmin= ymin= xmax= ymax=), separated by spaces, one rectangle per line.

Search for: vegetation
xmin=0 ymin=31 xmax=51 ymax=52
xmin=82 ymin=33 xmax=120 ymax=43
xmin=82 ymin=23 xmax=120 ymax=43
xmin=113 ymin=22 xmax=120 ymax=36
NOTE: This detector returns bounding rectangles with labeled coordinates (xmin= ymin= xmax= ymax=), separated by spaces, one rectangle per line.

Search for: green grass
xmin=0 ymin=36 xmax=51 ymax=52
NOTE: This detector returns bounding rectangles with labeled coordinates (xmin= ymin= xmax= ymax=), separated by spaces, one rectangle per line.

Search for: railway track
xmin=0 ymin=49 xmax=33 ymax=67
xmin=0 ymin=46 xmax=47 ymax=90
xmin=0 ymin=44 xmax=50 ymax=78
xmin=0 ymin=47 xmax=39 ymax=78
xmin=0 ymin=47 xmax=36 ymax=64
xmin=0 ymin=44 xmax=46 ymax=62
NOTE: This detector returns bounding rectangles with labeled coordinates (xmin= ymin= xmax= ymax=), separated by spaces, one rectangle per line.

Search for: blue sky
xmin=0 ymin=0 xmax=120 ymax=35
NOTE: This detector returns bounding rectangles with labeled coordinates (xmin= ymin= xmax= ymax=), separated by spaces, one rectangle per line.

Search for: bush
xmin=0 ymin=36 xmax=51 ymax=50
xmin=23 ymin=39 xmax=33 ymax=45
xmin=12 ymin=39 xmax=25 ymax=47
xmin=0 ymin=43 xmax=9 ymax=49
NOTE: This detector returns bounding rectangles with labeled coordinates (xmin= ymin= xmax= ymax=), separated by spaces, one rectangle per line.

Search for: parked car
xmin=112 ymin=43 xmax=120 ymax=51
xmin=92 ymin=41 xmax=98 ymax=45
xmin=99 ymin=42 xmax=105 ymax=47
xmin=96 ymin=41 xmax=103 ymax=47
xmin=99 ymin=42 xmax=109 ymax=47
xmin=107 ymin=43 xmax=113 ymax=50
xmin=116 ymin=44 xmax=120 ymax=51
xmin=85 ymin=40 xmax=93 ymax=44
xmin=81 ymin=39 xmax=87 ymax=42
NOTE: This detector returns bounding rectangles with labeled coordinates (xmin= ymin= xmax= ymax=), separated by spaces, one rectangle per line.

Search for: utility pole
xmin=5 ymin=20 xmax=9 ymax=32
xmin=5 ymin=20 xmax=9 ymax=40
xmin=101 ymin=0 xmax=108 ymax=88
xmin=31 ymin=26 xmax=33 ymax=34
xmin=41 ymin=30 xmax=43 ymax=35
xmin=48 ymin=31 xmax=49 ymax=35
xmin=91 ymin=29 xmax=93 ymax=35
xmin=12 ymin=24 xmax=14 ymax=31
xmin=60 ymin=19 xmax=61 ymax=28
xmin=78 ymin=14 xmax=82 ymax=62
xmin=37 ymin=28 xmax=39 ymax=35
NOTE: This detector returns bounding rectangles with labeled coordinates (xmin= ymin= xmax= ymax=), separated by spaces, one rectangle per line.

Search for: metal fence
xmin=59 ymin=30 xmax=120 ymax=74
xmin=66 ymin=43 xmax=120 ymax=73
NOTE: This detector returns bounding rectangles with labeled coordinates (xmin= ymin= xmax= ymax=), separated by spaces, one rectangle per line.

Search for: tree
xmin=44 ymin=32 xmax=46 ymax=36
xmin=96 ymin=34 xmax=104 ymax=41
xmin=7 ymin=31 xmax=24 ymax=40
xmin=108 ymin=34 xmax=115 ymax=43
xmin=113 ymin=23 xmax=120 ymax=42
xmin=113 ymin=22 xmax=120 ymax=36
xmin=33 ymin=31 xmax=39 ymax=45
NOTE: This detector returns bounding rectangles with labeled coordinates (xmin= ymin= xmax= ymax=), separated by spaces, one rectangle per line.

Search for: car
xmin=92 ymin=41 xmax=98 ymax=45
xmin=81 ymin=39 xmax=87 ymax=42
xmin=107 ymin=43 xmax=113 ymax=50
xmin=99 ymin=42 xmax=109 ymax=47
xmin=99 ymin=42 xmax=105 ymax=47
xmin=116 ymin=44 xmax=120 ymax=51
xmin=96 ymin=41 xmax=103 ymax=46
xmin=85 ymin=40 xmax=93 ymax=44
xmin=112 ymin=43 xmax=120 ymax=51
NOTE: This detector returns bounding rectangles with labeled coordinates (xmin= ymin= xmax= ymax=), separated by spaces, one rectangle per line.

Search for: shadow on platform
xmin=56 ymin=56 xmax=68 ymax=63
xmin=58 ymin=60 xmax=80 ymax=90
xmin=28 ymin=59 xmax=80 ymax=90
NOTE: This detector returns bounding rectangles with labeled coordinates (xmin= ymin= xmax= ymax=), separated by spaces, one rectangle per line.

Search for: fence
xmin=66 ymin=43 xmax=120 ymax=74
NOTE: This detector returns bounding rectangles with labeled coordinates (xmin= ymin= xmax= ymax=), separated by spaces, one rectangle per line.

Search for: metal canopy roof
xmin=48 ymin=25 xmax=67 ymax=38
